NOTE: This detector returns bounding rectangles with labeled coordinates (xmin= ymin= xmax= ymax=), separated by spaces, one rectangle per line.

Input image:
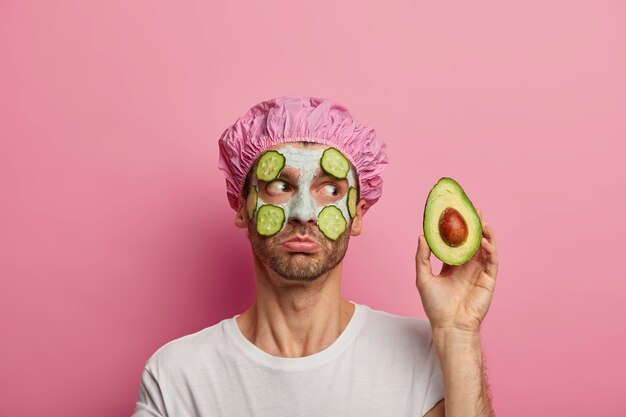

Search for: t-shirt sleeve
xmin=421 ymin=337 xmax=445 ymax=416
xmin=132 ymin=366 xmax=168 ymax=417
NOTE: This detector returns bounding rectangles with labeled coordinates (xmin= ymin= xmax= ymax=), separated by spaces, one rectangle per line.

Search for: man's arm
xmin=428 ymin=328 xmax=494 ymax=417
xmin=415 ymin=212 xmax=499 ymax=417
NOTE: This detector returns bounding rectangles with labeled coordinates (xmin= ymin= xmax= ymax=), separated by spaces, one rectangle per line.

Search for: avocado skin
xmin=423 ymin=177 xmax=483 ymax=265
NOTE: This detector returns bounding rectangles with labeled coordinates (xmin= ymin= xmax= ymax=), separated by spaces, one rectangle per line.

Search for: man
xmin=133 ymin=96 xmax=498 ymax=417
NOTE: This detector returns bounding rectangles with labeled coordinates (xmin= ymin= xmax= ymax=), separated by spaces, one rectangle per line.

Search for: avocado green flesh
xmin=423 ymin=177 xmax=482 ymax=265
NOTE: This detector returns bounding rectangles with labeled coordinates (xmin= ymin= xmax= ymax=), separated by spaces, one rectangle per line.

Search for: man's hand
xmin=415 ymin=209 xmax=499 ymax=333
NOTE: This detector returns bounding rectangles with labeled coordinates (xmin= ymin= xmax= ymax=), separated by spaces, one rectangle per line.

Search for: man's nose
xmin=287 ymin=191 xmax=318 ymax=224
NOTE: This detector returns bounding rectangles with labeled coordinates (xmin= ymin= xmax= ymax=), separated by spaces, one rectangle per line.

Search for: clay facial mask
xmin=248 ymin=145 xmax=357 ymax=240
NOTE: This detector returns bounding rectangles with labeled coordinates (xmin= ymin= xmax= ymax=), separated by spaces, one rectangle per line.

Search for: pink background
xmin=2 ymin=0 xmax=625 ymax=416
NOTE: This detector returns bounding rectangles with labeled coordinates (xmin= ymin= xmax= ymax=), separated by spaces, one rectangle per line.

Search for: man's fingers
xmin=480 ymin=226 xmax=499 ymax=279
xmin=416 ymin=235 xmax=433 ymax=287
xmin=482 ymin=221 xmax=497 ymax=248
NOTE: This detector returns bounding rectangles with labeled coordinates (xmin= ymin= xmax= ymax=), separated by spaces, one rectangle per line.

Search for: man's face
xmin=242 ymin=142 xmax=359 ymax=282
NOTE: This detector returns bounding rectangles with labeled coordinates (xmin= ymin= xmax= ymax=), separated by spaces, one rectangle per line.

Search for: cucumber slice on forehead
xmin=320 ymin=147 xmax=350 ymax=179
xmin=256 ymin=204 xmax=285 ymax=236
xmin=347 ymin=187 xmax=357 ymax=219
xmin=317 ymin=205 xmax=347 ymax=240
xmin=256 ymin=150 xmax=286 ymax=182
xmin=246 ymin=185 xmax=258 ymax=219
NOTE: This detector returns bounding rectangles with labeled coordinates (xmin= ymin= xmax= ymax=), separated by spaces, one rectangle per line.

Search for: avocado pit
xmin=438 ymin=207 xmax=468 ymax=247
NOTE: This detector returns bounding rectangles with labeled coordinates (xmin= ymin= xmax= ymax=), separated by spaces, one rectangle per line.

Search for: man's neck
xmin=235 ymin=257 xmax=355 ymax=358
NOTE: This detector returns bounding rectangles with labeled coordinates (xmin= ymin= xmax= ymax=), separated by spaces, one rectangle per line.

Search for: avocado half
xmin=423 ymin=177 xmax=482 ymax=265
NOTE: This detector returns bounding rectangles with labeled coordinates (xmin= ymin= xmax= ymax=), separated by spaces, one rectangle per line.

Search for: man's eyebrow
xmin=271 ymin=168 xmax=346 ymax=181
xmin=313 ymin=169 xmax=348 ymax=182
xmin=315 ymin=170 xmax=334 ymax=180
xmin=276 ymin=170 xmax=299 ymax=182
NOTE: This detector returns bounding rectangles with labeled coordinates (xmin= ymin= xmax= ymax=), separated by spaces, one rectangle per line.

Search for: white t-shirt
xmin=133 ymin=302 xmax=445 ymax=417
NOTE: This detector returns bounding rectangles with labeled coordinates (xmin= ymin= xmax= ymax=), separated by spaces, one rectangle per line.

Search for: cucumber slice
xmin=256 ymin=204 xmax=285 ymax=236
xmin=347 ymin=187 xmax=357 ymax=219
xmin=318 ymin=205 xmax=347 ymax=240
xmin=320 ymin=147 xmax=350 ymax=179
xmin=256 ymin=150 xmax=286 ymax=181
xmin=246 ymin=185 xmax=258 ymax=219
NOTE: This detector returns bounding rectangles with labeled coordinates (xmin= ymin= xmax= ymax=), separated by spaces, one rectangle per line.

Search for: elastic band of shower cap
xmin=217 ymin=96 xmax=389 ymax=217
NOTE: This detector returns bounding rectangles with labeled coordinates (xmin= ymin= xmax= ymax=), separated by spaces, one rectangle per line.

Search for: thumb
xmin=416 ymin=234 xmax=433 ymax=288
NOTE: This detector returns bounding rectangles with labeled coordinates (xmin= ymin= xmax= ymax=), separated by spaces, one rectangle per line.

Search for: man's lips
xmin=280 ymin=236 xmax=321 ymax=253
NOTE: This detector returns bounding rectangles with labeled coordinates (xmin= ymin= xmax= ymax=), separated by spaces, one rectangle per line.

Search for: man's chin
xmin=267 ymin=257 xmax=328 ymax=282
xmin=279 ymin=274 xmax=323 ymax=283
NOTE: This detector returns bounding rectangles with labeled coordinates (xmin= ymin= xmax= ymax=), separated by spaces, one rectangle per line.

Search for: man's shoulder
xmin=143 ymin=317 xmax=231 ymax=374
xmin=363 ymin=304 xmax=433 ymax=330
xmin=360 ymin=304 xmax=435 ymax=348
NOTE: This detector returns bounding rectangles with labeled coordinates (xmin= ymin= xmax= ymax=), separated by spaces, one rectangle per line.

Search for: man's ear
xmin=350 ymin=199 xmax=367 ymax=236
xmin=234 ymin=197 xmax=248 ymax=229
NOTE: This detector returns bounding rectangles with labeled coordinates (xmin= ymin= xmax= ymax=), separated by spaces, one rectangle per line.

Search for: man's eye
xmin=322 ymin=184 xmax=340 ymax=197
xmin=266 ymin=180 xmax=290 ymax=194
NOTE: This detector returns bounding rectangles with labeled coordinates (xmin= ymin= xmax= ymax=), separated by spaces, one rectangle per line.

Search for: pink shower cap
xmin=217 ymin=96 xmax=388 ymax=216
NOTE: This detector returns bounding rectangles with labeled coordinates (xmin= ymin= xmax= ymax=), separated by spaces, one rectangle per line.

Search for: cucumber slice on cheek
xmin=256 ymin=204 xmax=286 ymax=237
xmin=320 ymin=147 xmax=350 ymax=179
xmin=256 ymin=150 xmax=286 ymax=181
xmin=347 ymin=187 xmax=357 ymax=219
xmin=246 ymin=186 xmax=258 ymax=220
xmin=318 ymin=205 xmax=347 ymax=240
